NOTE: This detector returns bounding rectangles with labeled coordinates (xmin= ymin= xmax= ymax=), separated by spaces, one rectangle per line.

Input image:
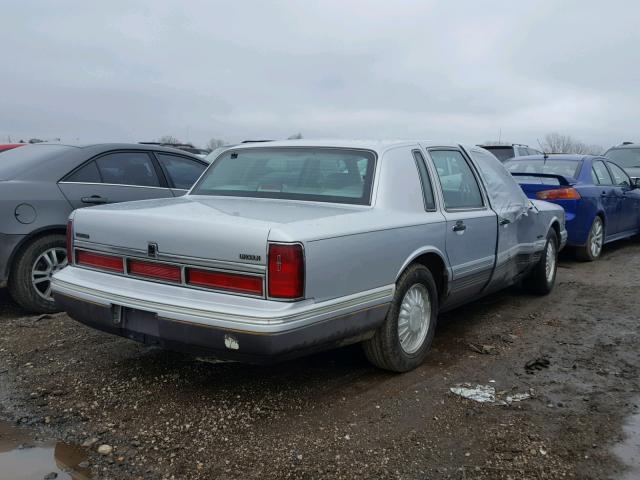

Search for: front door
xmin=607 ymin=161 xmax=640 ymax=234
xmin=427 ymin=149 xmax=498 ymax=304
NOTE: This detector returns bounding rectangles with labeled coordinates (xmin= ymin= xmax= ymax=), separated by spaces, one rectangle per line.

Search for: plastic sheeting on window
xmin=466 ymin=146 xmax=530 ymax=223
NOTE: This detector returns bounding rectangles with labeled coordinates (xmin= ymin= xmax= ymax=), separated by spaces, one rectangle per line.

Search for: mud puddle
xmin=0 ymin=419 xmax=90 ymax=480
xmin=613 ymin=409 xmax=640 ymax=480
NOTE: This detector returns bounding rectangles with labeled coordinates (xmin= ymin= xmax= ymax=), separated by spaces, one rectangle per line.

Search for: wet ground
xmin=0 ymin=240 xmax=639 ymax=479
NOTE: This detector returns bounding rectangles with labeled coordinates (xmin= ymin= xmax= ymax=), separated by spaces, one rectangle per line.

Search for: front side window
xmin=592 ymin=161 xmax=613 ymax=185
xmin=95 ymin=152 xmax=160 ymax=187
xmin=430 ymin=150 xmax=483 ymax=209
xmin=157 ymin=154 xmax=206 ymax=189
xmin=608 ymin=162 xmax=631 ymax=187
xmin=468 ymin=147 xmax=528 ymax=219
xmin=191 ymin=148 xmax=375 ymax=205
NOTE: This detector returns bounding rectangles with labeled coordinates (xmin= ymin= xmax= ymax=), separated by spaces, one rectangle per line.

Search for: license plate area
xmin=122 ymin=307 xmax=159 ymax=337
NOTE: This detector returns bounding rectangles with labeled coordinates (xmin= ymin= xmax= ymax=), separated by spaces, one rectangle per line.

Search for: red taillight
xmin=76 ymin=250 xmax=124 ymax=273
xmin=128 ymin=259 xmax=182 ymax=283
xmin=186 ymin=268 xmax=263 ymax=295
xmin=536 ymin=187 xmax=581 ymax=200
xmin=268 ymin=243 xmax=304 ymax=299
xmin=66 ymin=220 xmax=74 ymax=265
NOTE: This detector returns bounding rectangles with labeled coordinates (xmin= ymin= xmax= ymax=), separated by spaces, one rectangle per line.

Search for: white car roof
xmin=229 ymin=139 xmax=462 ymax=155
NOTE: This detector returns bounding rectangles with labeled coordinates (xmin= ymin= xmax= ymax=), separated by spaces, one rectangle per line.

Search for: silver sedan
xmin=52 ymin=140 xmax=567 ymax=372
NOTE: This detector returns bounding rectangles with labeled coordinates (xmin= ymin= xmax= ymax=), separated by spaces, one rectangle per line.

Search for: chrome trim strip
xmin=58 ymin=181 xmax=171 ymax=191
xmin=73 ymin=240 xmax=265 ymax=273
xmin=51 ymin=278 xmax=394 ymax=333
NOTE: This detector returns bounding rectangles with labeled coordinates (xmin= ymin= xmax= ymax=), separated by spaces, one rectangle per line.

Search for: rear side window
xmin=157 ymin=154 xmax=206 ymax=189
xmin=95 ymin=152 xmax=160 ymax=187
xmin=66 ymin=161 xmax=101 ymax=183
xmin=412 ymin=150 xmax=436 ymax=210
xmin=608 ymin=162 xmax=631 ymax=187
xmin=592 ymin=161 xmax=613 ymax=185
xmin=192 ymin=148 xmax=375 ymax=205
xmin=430 ymin=150 xmax=484 ymax=209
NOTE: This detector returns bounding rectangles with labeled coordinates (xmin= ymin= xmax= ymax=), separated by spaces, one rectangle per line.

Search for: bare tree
xmin=157 ymin=135 xmax=181 ymax=144
xmin=288 ymin=133 xmax=303 ymax=140
xmin=206 ymin=138 xmax=226 ymax=150
xmin=539 ymin=132 xmax=603 ymax=155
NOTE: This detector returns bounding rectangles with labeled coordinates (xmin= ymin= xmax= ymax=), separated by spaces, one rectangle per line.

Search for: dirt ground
xmin=1 ymin=241 xmax=639 ymax=480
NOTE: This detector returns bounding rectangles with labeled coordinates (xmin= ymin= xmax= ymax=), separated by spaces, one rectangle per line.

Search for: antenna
xmin=498 ymin=128 xmax=502 ymax=144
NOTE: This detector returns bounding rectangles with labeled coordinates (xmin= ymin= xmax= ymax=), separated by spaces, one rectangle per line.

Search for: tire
xmin=363 ymin=264 xmax=438 ymax=372
xmin=8 ymin=234 xmax=67 ymax=313
xmin=523 ymin=229 xmax=558 ymax=295
xmin=575 ymin=216 xmax=604 ymax=262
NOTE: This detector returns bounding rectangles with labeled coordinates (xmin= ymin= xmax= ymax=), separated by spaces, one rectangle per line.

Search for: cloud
xmin=1 ymin=0 xmax=638 ymax=149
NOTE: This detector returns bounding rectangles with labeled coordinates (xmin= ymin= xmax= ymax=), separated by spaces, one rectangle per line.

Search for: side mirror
xmin=631 ymin=178 xmax=640 ymax=189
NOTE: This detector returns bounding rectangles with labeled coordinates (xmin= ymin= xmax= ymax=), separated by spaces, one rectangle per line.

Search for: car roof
xmin=607 ymin=143 xmax=640 ymax=150
xmin=222 ymin=139 xmax=463 ymax=155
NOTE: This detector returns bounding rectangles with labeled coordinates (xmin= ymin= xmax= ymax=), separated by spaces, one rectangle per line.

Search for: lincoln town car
xmin=51 ymin=140 xmax=567 ymax=372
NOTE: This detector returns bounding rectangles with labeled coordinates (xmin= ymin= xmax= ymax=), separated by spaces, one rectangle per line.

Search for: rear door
xmin=426 ymin=148 xmax=497 ymax=302
xmin=592 ymin=160 xmax=620 ymax=236
xmin=607 ymin=161 xmax=640 ymax=234
xmin=58 ymin=151 xmax=173 ymax=209
xmin=154 ymin=153 xmax=208 ymax=196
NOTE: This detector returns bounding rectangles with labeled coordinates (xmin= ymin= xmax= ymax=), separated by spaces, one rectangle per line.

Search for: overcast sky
xmin=1 ymin=1 xmax=638 ymax=148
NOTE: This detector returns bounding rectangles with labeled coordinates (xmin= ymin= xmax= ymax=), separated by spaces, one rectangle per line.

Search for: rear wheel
xmin=8 ymin=234 xmax=67 ymax=313
xmin=575 ymin=216 xmax=604 ymax=261
xmin=523 ymin=229 xmax=558 ymax=295
xmin=363 ymin=264 xmax=438 ymax=372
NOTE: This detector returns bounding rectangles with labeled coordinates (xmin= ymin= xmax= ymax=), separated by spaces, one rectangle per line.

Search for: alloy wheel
xmin=398 ymin=284 xmax=431 ymax=354
xmin=31 ymin=247 xmax=67 ymax=301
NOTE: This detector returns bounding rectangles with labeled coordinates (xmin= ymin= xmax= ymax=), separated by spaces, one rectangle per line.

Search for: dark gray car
xmin=0 ymin=143 xmax=209 ymax=313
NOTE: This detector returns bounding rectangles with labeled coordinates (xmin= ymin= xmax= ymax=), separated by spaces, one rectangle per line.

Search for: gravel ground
xmin=1 ymin=241 xmax=639 ymax=479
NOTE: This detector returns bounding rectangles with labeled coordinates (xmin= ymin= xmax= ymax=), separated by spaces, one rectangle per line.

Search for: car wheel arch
xmin=6 ymin=225 xmax=68 ymax=280
xmin=396 ymin=249 xmax=448 ymax=304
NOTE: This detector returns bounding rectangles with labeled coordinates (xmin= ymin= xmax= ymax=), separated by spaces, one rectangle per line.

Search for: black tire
xmin=363 ymin=264 xmax=438 ymax=372
xmin=8 ymin=234 xmax=66 ymax=313
xmin=523 ymin=229 xmax=558 ymax=295
xmin=575 ymin=216 xmax=604 ymax=262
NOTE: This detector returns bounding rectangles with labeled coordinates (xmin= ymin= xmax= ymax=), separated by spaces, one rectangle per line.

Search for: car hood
xmin=71 ymin=196 xmax=359 ymax=265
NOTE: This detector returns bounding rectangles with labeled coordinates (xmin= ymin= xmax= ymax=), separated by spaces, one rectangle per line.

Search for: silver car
xmin=52 ymin=140 xmax=567 ymax=372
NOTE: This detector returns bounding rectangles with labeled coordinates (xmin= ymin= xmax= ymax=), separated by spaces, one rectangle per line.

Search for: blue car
xmin=504 ymin=154 xmax=640 ymax=261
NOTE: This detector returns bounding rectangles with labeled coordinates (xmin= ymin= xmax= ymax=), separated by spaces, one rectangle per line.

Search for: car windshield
xmin=504 ymin=159 xmax=580 ymax=179
xmin=191 ymin=147 xmax=376 ymax=205
xmin=481 ymin=146 xmax=515 ymax=162
xmin=605 ymin=148 xmax=640 ymax=168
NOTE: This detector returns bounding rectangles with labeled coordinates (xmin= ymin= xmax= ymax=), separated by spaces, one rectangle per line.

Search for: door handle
xmin=81 ymin=195 xmax=108 ymax=204
xmin=499 ymin=218 xmax=511 ymax=226
xmin=600 ymin=192 xmax=607 ymax=197
xmin=452 ymin=221 xmax=467 ymax=233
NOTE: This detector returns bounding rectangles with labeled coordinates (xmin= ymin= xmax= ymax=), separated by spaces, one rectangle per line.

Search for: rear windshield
xmin=505 ymin=159 xmax=580 ymax=179
xmin=481 ymin=146 xmax=515 ymax=162
xmin=605 ymin=148 xmax=640 ymax=168
xmin=0 ymin=144 xmax=73 ymax=180
xmin=191 ymin=147 xmax=376 ymax=205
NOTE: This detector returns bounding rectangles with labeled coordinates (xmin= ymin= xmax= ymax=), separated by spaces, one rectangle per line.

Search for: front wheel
xmin=363 ymin=264 xmax=438 ymax=372
xmin=523 ymin=230 xmax=558 ymax=295
xmin=575 ymin=216 xmax=604 ymax=261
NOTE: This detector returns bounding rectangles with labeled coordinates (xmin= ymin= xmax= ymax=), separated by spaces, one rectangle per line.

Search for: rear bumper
xmin=0 ymin=233 xmax=26 ymax=285
xmin=51 ymin=267 xmax=392 ymax=363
